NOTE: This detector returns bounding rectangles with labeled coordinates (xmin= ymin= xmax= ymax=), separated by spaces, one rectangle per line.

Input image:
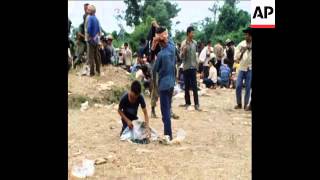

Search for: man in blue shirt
xmin=87 ymin=5 xmax=101 ymax=76
xmin=152 ymin=26 xmax=176 ymax=140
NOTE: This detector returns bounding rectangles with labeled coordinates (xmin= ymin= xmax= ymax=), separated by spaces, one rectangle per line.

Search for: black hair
xmin=140 ymin=38 xmax=146 ymax=45
xmin=155 ymin=26 xmax=166 ymax=34
xmin=124 ymin=42 xmax=128 ymax=46
xmin=131 ymin=80 xmax=141 ymax=95
xmin=84 ymin=3 xmax=89 ymax=7
xmin=207 ymin=40 xmax=211 ymax=45
xmin=209 ymin=57 xmax=215 ymax=65
xmin=187 ymin=26 xmax=195 ymax=34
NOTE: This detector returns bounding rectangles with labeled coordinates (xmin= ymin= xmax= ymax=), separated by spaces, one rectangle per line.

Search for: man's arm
xmin=142 ymin=107 xmax=149 ymax=127
xmin=118 ymin=109 xmax=133 ymax=128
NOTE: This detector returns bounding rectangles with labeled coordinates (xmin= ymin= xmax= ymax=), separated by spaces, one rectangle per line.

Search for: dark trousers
xmin=183 ymin=68 xmax=199 ymax=106
xmin=203 ymin=78 xmax=215 ymax=88
xmin=88 ymin=43 xmax=101 ymax=76
xmin=159 ymin=87 xmax=174 ymax=140
xmin=215 ymin=60 xmax=222 ymax=76
xmin=236 ymin=70 xmax=252 ymax=106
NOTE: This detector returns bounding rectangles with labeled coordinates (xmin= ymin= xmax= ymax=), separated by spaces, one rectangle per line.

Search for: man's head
xmin=207 ymin=40 xmax=211 ymax=47
xmin=177 ymin=42 xmax=181 ymax=49
xmin=225 ymin=39 xmax=234 ymax=47
xmin=155 ymin=26 xmax=168 ymax=47
xmin=129 ymin=80 xmax=142 ymax=103
xmin=209 ymin=58 xmax=215 ymax=67
xmin=243 ymin=27 xmax=252 ymax=43
xmin=87 ymin=5 xmax=96 ymax=15
xmin=106 ymin=35 xmax=113 ymax=44
xmin=84 ymin=3 xmax=89 ymax=14
xmin=140 ymin=38 xmax=146 ymax=45
xmin=124 ymin=42 xmax=128 ymax=49
xmin=187 ymin=26 xmax=195 ymax=40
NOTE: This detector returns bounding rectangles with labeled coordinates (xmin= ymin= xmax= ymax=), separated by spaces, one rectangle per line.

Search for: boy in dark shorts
xmin=118 ymin=80 xmax=151 ymax=137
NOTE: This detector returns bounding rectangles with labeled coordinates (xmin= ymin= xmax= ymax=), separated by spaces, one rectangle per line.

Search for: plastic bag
xmin=71 ymin=159 xmax=95 ymax=178
xmin=120 ymin=119 xmax=158 ymax=143
xmin=80 ymin=101 xmax=89 ymax=112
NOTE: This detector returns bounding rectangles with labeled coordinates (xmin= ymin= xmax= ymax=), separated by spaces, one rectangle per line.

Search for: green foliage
xmin=124 ymin=0 xmax=142 ymax=26
xmin=104 ymin=86 xmax=128 ymax=104
xmin=174 ymin=30 xmax=186 ymax=43
xmin=68 ymin=94 xmax=90 ymax=109
xmin=181 ymin=0 xmax=250 ymax=46
xmin=127 ymin=16 xmax=155 ymax=53
xmin=124 ymin=0 xmax=180 ymax=31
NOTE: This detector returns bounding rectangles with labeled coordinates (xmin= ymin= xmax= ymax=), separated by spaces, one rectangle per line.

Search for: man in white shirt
xmin=123 ymin=42 xmax=132 ymax=72
xmin=203 ymin=59 xmax=217 ymax=88
xmin=199 ymin=40 xmax=213 ymax=79
xmin=234 ymin=27 xmax=252 ymax=111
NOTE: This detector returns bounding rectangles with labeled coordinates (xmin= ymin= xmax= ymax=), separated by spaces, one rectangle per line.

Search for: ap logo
xmin=251 ymin=0 xmax=275 ymax=28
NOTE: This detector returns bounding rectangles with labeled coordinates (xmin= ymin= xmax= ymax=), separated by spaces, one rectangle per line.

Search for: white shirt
xmin=208 ymin=66 xmax=217 ymax=83
xmin=199 ymin=46 xmax=213 ymax=67
xmin=135 ymin=69 xmax=144 ymax=81
xmin=234 ymin=40 xmax=252 ymax=71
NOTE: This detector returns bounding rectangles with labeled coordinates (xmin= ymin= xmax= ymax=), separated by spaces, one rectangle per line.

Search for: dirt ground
xmin=68 ymin=66 xmax=251 ymax=180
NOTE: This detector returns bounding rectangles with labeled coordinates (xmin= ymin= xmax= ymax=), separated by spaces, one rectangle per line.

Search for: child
xmin=118 ymin=81 xmax=150 ymax=137
xmin=203 ymin=59 xmax=217 ymax=88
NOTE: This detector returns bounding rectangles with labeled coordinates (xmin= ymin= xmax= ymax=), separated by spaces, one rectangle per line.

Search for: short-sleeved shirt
xmin=118 ymin=92 xmax=146 ymax=121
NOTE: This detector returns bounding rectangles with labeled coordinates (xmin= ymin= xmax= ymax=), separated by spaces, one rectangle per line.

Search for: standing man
xmin=180 ymin=26 xmax=200 ymax=111
xmin=152 ymin=26 xmax=176 ymax=140
xmin=224 ymin=39 xmax=235 ymax=71
xmin=74 ymin=3 xmax=90 ymax=66
xmin=123 ymin=42 xmax=132 ymax=72
xmin=87 ymin=5 xmax=101 ymax=76
xmin=234 ymin=27 xmax=252 ymax=111
xmin=148 ymin=21 xmax=161 ymax=118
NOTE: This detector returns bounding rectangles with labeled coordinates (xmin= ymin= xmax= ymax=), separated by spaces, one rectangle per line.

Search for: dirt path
xmin=68 ymin=67 xmax=251 ymax=180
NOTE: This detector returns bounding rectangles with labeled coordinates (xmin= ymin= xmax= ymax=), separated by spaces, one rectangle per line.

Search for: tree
xmin=224 ymin=0 xmax=239 ymax=8
xmin=174 ymin=30 xmax=186 ymax=43
xmin=208 ymin=1 xmax=219 ymax=23
xmin=123 ymin=0 xmax=142 ymax=26
xmin=142 ymin=0 xmax=180 ymax=31
xmin=124 ymin=0 xmax=180 ymax=31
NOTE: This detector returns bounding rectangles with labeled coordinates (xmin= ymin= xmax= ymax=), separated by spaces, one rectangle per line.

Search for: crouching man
xmin=118 ymin=80 xmax=151 ymax=138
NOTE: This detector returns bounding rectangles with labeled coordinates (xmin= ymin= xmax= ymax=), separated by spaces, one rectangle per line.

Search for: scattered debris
xmin=94 ymin=103 xmax=104 ymax=108
xmin=159 ymin=129 xmax=186 ymax=145
xmin=72 ymin=150 xmax=82 ymax=157
xmin=80 ymin=101 xmax=89 ymax=112
xmin=97 ymin=81 xmax=115 ymax=91
xmin=94 ymin=158 xmax=107 ymax=165
xmin=71 ymin=159 xmax=95 ymax=178
xmin=136 ymin=148 xmax=154 ymax=154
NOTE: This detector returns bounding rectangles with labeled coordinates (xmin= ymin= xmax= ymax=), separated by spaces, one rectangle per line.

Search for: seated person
xmin=203 ymin=59 xmax=217 ymax=88
xmin=135 ymin=65 xmax=151 ymax=92
xmin=118 ymin=81 xmax=150 ymax=137
xmin=218 ymin=64 xmax=231 ymax=88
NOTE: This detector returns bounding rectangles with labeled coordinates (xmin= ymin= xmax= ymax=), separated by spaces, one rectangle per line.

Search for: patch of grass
xmin=68 ymin=94 xmax=91 ymax=109
xmin=103 ymin=86 xmax=128 ymax=104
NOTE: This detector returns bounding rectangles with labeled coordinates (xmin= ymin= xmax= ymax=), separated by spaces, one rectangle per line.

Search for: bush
xmin=68 ymin=94 xmax=91 ymax=109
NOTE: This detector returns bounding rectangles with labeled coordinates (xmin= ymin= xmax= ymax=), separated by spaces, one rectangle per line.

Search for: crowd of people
xmin=68 ymin=3 xmax=252 ymax=141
